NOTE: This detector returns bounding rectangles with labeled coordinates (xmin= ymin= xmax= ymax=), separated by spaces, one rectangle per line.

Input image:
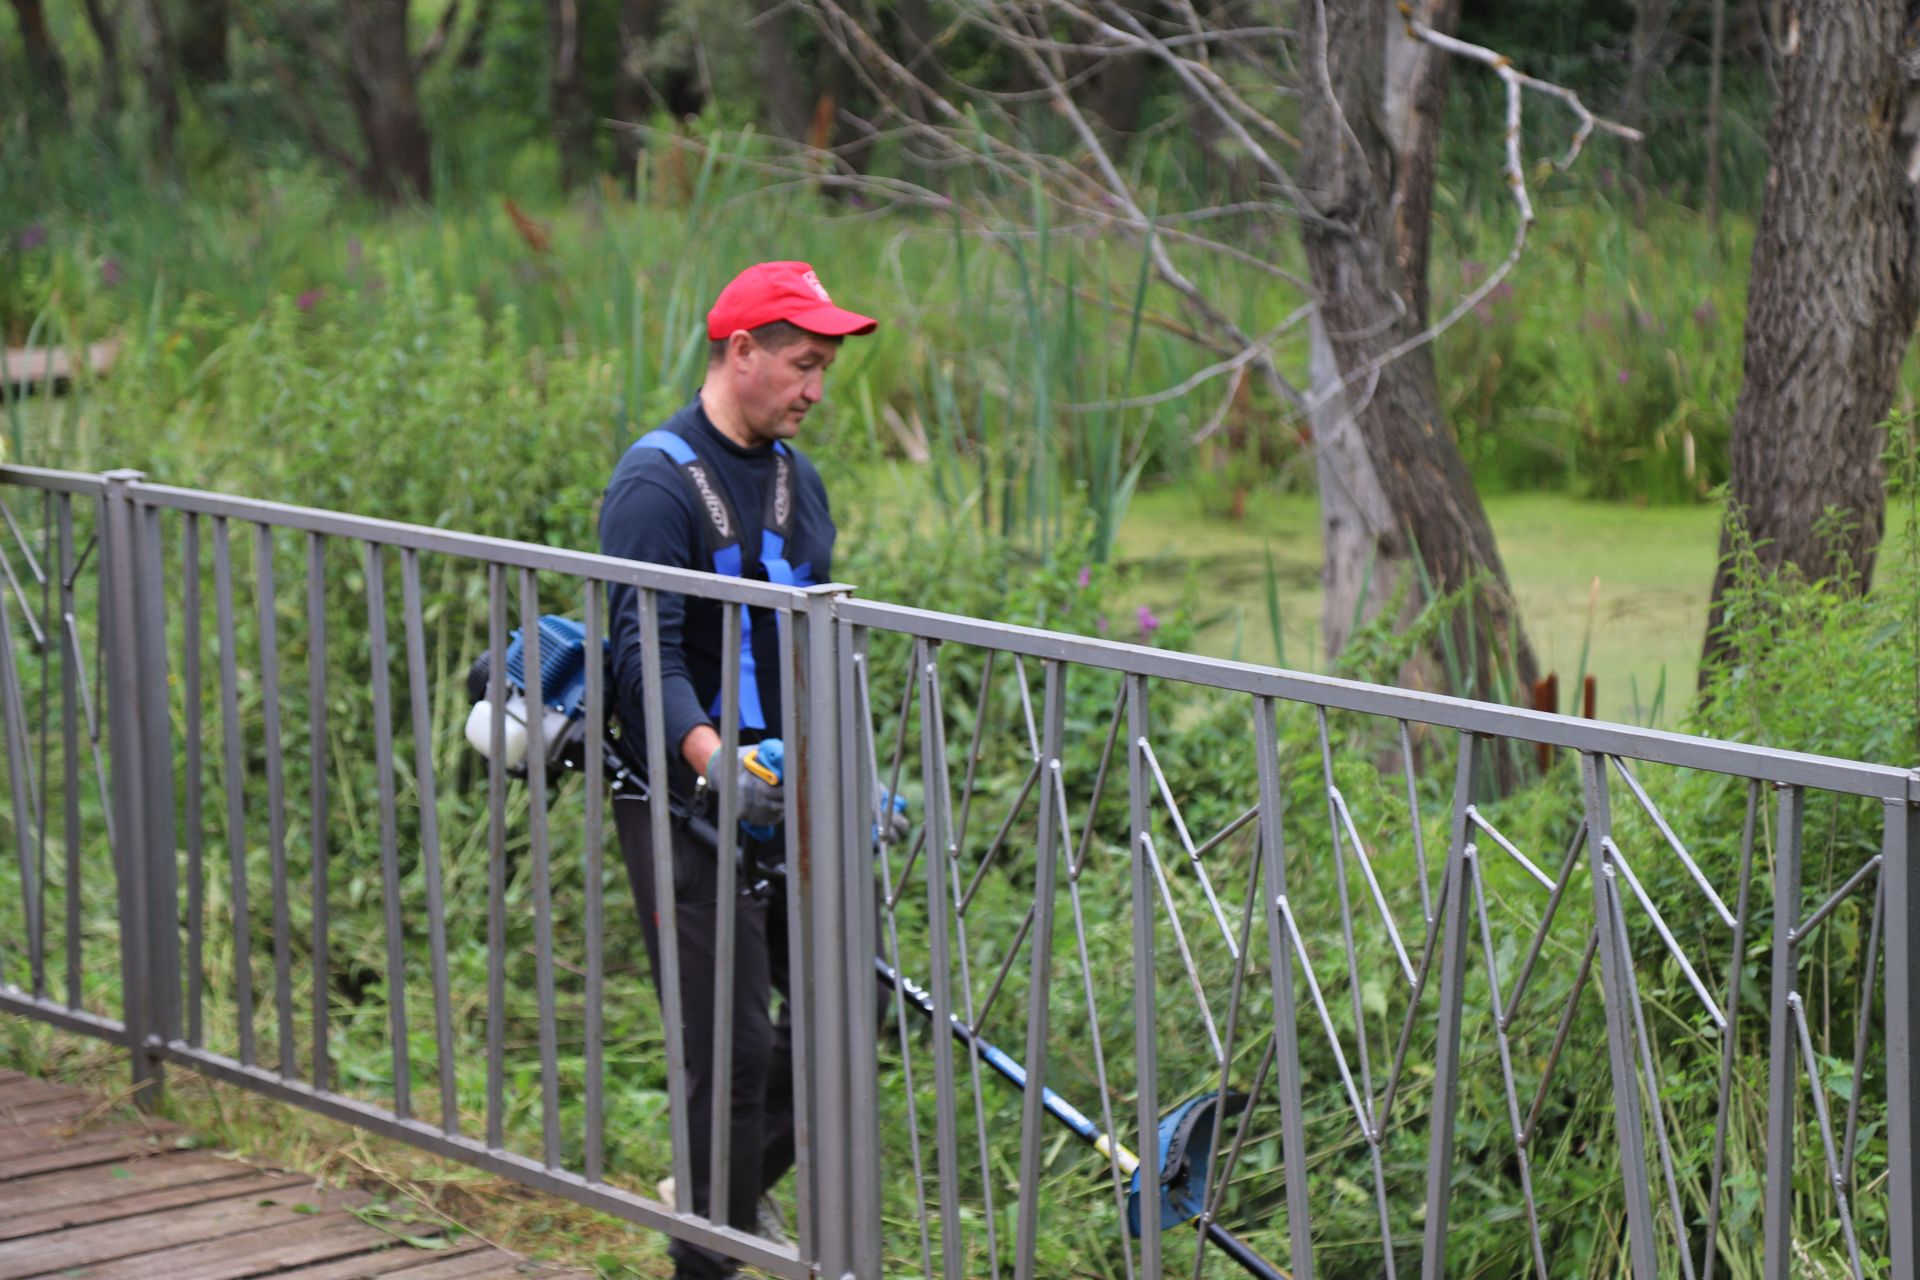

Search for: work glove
xmin=708 ymin=738 xmax=784 ymax=828
xmin=875 ymin=789 xmax=911 ymax=848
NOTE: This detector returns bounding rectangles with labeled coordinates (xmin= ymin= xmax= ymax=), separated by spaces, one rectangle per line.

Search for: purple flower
xmin=296 ymin=288 xmax=324 ymax=312
xmin=1076 ymin=565 xmax=1090 ymax=589
xmin=347 ymin=236 xmax=363 ymax=272
xmin=1616 ymin=368 xmax=1631 ymax=385
xmin=1692 ymin=300 xmax=1716 ymax=330
xmin=19 ymin=224 xmax=47 ymax=251
xmin=99 ymin=258 xmax=123 ymax=287
xmin=1136 ymin=605 xmax=1161 ymax=637
xmin=1095 ymin=615 xmax=1108 ymax=633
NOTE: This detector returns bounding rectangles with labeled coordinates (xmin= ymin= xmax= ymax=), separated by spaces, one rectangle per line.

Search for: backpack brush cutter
xmin=463 ymin=617 xmax=1290 ymax=1280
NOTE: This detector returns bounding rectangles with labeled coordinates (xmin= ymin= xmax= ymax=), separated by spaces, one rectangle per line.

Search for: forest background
xmin=5 ymin=0 xmax=1920 ymax=1276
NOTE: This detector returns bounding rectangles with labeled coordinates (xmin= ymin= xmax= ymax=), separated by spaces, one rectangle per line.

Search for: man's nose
xmin=802 ymin=372 xmax=823 ymax=403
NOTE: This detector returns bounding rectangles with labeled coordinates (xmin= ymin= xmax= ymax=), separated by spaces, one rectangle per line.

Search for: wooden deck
xmin=0 ymin=1069 xmax=585 ymax=1280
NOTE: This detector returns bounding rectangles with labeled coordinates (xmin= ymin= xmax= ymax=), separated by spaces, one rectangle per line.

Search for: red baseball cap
xmin=706 ymin=261 xmax=878 ymax=340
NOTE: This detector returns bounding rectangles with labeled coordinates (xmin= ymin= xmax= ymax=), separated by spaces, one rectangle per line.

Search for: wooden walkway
xmin=0 ymin=1069 xmax=585 ymax=1280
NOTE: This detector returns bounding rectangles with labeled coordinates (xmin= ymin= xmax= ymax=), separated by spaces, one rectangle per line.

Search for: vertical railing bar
xmin=59 ymin=494 xmax=81 ymax=1011
xmin=399 ymin=548 xmax=457 ymax=1133
xmin=1254 ymin=695 xmax=1314 ymax=1280
xmin=252 ymin=523 xmax=296 ymax=1079
xmin=0 ymin=564 xmax=43 ymax=994
xmin=1840 ymin=869 xmax=1882 ymax=1187
xmin=779 ymin=600 xmax=815 ymax=1259
xmin=639 ymin=587 xmax=694 ymax=1203
xmin=1762 ymin=782 xmax=1803 ymax=1280
xmin=1610 ymin=865 xmax=1698 ymax=1280
xmin=1316 ymin=710 xmax=1395 ymax=1279
xmin=582 ymin=580 xmax=605 ymax=1184
xmin=918 ymin=639 xmax=966 ymax=1279
xmin=1126 ymin=672 xmax=1161 ymax=1280
xmin=213 ymin=518 xmax=256 ymax=1067
xmin=135 ymin=503 xmax=182 ymax=1053
xmin=1701 ymin=779 xmax=1760 ymax=1280
xmin=1584 ymin=751 xmax=1661 ymax=1280
xmin=1399 ymin=720 xmax=1432 ymax=927
xmin=860 ymin=645 xmax=937 ymax=1280
xmin=305 ymin=531 xmax=330 ymax=1091
xmin=1420 ymin=730 xmax=1481 ymax=1280
xmin=484 ymin=564 xmax=508 ymax=1150
xmin=1011 ymin=659 xmax=1065 ymax=1280
xmin=708 ymin=599 xmax=742 ymax=1225
xmin=34 ymin=493 xmax=49 ymax=1001
xmin=182 ymin=513 xmax=203 ymax=1044
xmin=1012 ymin=652 xmax=1039 ymax=760
xmin=1467 ymin=853 xmax=1550 ymax=1280
xmin=520 ymin=570 xmax=561 ymax=1170
xmin=840 ymin=616 xmax=885 ymax=1280
xmin=1879 ymin=794 xmax=1917 ymax=1280
xmin=364 ymin=540 xmax=410 ymax=1117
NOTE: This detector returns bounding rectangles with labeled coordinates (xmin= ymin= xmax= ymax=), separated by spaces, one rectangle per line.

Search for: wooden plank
xmin=0 ymin=1125 xmax=176 ymax=1181
xmin=45 ymin=1211 xmax=401 ymax=1280
xmin=252 ymin=1241 xmax=491 ymax=1280
xmin=0 ymin=1092 xmax=136 ymax=1131
xmin=0 ymin=1184 xmax=369 ymax=1278
xmin=0 ymin=1169 xmax=311 ymax=1241
xmin=0 ymin=1150 xmax=265 ymax=1217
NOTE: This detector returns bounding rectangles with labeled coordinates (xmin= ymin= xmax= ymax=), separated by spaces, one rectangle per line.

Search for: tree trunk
xmin=176 ymin=0 xmax=230 ymax=85
xmin=752 ymin=0 xmax=808 ymax=140
xmin=78 ymin=0 xmax=124 ymax=116
xmin=343 ymin=0 xmax=433 ymax=203
xmin=6 ymin=0 xmax=70 ymax=120
xmin=1303 ymin=0 xmax=1537 ymax=710
xmin=1702 ymin=0 xmax=1920 ymax=674
xmin=548 ymin=0 xmax=596 ymax=185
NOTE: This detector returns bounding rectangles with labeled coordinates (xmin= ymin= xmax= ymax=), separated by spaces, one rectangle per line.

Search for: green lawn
xmin=1112 ymin=487 xmax=1720 ymax=725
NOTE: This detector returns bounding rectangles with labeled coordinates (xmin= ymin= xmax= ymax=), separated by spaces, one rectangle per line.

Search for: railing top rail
xmin=0 ymin=470 xmax=810 ymax=609
xmin=0 ymin=464 xmax=109 ymax=497
xmin=840 ymin=597 xmax=1919 ymax=801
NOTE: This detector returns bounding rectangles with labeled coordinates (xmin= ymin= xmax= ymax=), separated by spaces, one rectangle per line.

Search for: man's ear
xmin=727 ymin=330 xmax=755 ymax=368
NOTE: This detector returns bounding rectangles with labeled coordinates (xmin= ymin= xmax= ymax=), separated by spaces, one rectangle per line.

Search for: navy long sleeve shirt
xmin=599 ymin=397 xmax=835 ymax=794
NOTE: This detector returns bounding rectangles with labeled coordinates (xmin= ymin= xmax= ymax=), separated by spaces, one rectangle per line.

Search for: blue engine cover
xmin=505 ymin=615 xmax=595 ymax=716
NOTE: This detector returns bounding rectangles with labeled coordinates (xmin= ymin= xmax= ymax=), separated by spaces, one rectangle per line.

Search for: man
xmin=600 ymin=261 xmax=876 ymax=1279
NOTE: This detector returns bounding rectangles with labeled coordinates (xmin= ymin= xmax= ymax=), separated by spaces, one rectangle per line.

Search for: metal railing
xmin=0 ymin=462 xmax=1914 ymax=1280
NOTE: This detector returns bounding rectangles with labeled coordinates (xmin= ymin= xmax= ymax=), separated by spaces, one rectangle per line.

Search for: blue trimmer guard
xmin=1127 ymin=1090 xmax=1251 ymax=1236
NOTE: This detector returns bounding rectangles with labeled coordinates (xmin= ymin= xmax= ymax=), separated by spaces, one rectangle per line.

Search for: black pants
xmin=614 ymin=795 xmax=796 ymax=1280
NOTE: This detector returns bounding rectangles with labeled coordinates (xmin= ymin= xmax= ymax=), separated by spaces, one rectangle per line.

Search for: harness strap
xmin=631 ymin=430 xmax=810 ymax=733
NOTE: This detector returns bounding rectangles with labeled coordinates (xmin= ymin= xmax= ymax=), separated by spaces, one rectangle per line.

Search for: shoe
xmin=654 ymin=1177 xmax=787 ymax=1245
